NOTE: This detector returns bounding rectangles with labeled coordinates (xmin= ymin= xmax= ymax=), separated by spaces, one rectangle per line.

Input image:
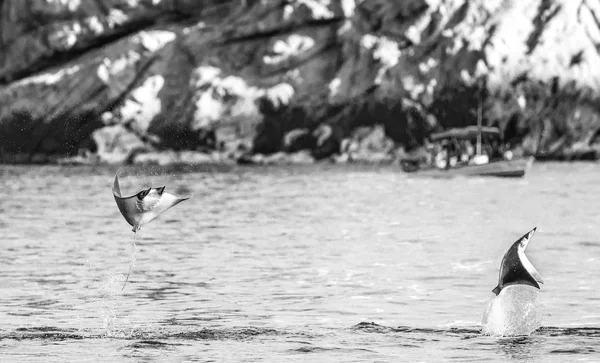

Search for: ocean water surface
xmin=1 ymin=162 xmax=599 ymax=362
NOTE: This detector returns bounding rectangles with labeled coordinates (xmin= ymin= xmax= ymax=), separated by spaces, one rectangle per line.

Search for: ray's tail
xmin=121 ymin=232 xmax=138 ymax=291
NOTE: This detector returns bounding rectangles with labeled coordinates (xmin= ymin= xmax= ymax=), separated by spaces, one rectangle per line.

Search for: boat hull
xmin=402 ymin=157 xmax=534 ymax=178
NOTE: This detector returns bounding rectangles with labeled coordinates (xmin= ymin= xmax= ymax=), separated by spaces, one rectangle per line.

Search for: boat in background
xmin=402 ymin=154 xmax=534 ymax=178
xmin=401 ymin=126 xmax=534 ymax=178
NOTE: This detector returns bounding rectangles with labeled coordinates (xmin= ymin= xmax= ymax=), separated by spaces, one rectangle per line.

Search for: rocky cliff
xmin=1 ymin=0 xmax=600 ymax=164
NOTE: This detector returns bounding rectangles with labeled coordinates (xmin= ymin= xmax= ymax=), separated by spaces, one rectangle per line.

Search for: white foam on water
xmin=70 ymin=243 xmax=148 ymax=339
xmin=481 ymin=285 xmax=544 ymax=337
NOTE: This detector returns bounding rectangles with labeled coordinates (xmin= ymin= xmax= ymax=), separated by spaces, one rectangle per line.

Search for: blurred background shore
xmin=1 ymin=0 xmax=599 ymax=166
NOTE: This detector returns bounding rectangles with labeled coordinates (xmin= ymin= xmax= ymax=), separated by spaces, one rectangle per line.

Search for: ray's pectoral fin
xmin=518 ymin=243 xmax=544 ymax=288
xmin=113 ymin=173 xmax=123 ymax=197
xmin=113 ymin=174 xmax=141 ymax=229
xmin=528 ymin=261 xmax=544 ymax=285
xmin=139 ymin=191 xmax=191 ymax=226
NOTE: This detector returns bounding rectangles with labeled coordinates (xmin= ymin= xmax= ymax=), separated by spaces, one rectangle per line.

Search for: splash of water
xmin=121 ymin=232 xmax=139 ymax=291
xmin=481 ymin=285 xmax=544 ymax=337
xmin=71 ymin=260 xmax=134 ymax=337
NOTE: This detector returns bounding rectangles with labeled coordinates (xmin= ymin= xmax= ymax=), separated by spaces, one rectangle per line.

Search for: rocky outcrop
xmin=2 ymin=0 xmax=600 ymax=164
xmin=282 ymin=128 xmax=313 ymax=153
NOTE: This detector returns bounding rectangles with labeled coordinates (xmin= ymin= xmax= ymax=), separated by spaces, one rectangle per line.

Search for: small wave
xmin=578 ymin=241 xmax=600 ymax=247
xmin=549 ymin=347 xmax=597 ymax=354
xmin=2 ymin=327 xmax=87 ymax=341
xmin=290 ymin=345 xmax=375 ymax=354
xmin=351 ymin=322 xmax=395 ymax=334
xmin=127 ymin=340 xmax=184 ymax=350
xmin=291 ymin=346 xmax=331 ymax=353
xmin=451 ymin=260 xmax=492 ymax=272
xmin=1 ymin=326 xmax=281 ymax=342
xmin=538 ymin=326 xmax=600 ymax=338
xmin=350 ymin=322 xmax=480 ymax=337
xmin=168 ymin=326 xmax=280 ymax=341
xmin=16 ymin=326 xmax=64 ymax=333
xmin=352 ymin=322 xmax=600 ymax=340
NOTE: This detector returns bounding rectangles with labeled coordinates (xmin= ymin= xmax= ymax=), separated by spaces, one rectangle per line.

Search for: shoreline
xmin=0 ymin=150 xmax=598 ymax=168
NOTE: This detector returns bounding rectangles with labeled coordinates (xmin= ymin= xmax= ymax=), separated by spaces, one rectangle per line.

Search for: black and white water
xmin=1 ymin=163 xmax=599 ymax=362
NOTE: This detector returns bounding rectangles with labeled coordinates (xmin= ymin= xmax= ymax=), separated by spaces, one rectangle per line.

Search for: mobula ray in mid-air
xmin=112 ymin=172 xmax=191 ymax=290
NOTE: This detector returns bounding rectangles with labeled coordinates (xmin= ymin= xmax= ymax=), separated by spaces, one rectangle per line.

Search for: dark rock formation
xmin=342 ymin=125 xmax=397 ymax=163
xmin=283 ymin=128 xmax=313 ymax=153
xmin=2 ymin=0 xmax=600 ymax=164
xmin=311 ymin=123 xmax=341 ymax=160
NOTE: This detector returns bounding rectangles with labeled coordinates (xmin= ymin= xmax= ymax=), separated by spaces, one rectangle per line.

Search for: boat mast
xmin=476 ymin=78 xmax=483 ymax=155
